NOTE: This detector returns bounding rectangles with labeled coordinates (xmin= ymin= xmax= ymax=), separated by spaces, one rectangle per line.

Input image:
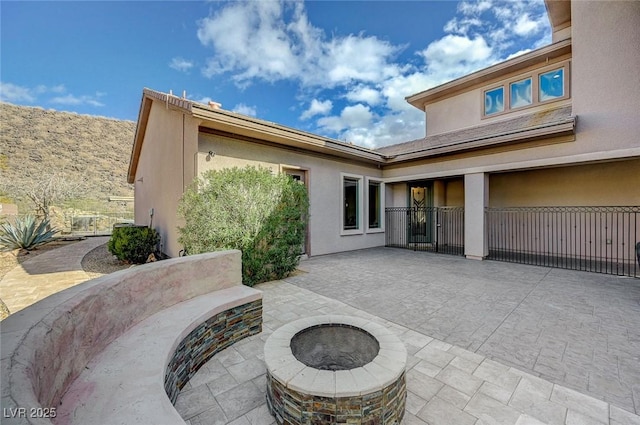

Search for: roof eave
xmin=385 ymin=117 xmax=577 ymax=164
xmin=405 ymin=39 xmax=572 ymax=110
xmin=127 ymin=93 xmax=152 ymax=184
xmin=192 ymin=104 xmax=385 ymax=165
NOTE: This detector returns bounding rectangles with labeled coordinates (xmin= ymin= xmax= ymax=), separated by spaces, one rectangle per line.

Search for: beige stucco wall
xmin=133 ymin=102 xmax=200 ymax=257
xmin=489 ymin=159 xmax=640 ymax=207
xmin=571 ymin=1 xmax=640 ymax=155
xmin=198 ymin=132 xmax=385 ymax=256
xmin=385 ymin=160 xmax=638 ymax=209
xmin=414 ymin=1 xmax=639 ymax=173
xmin=424 ymin=55 xmax=571 ymax=137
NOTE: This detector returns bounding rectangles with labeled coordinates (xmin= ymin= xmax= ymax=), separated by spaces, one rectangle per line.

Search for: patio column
xmin=464 ymin=172 xmax=489 ymax=260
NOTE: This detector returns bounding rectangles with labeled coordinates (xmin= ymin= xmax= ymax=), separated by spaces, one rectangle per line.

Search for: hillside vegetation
xmin=0 ymin=102 xmax=135 ymax=214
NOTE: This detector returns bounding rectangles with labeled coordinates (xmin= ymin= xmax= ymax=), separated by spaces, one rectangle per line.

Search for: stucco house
xmin=128 ymin=0 xmax=640 ymax=276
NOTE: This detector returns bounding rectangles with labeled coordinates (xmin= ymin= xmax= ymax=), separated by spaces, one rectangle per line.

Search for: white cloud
xmin=0 ymin=83 xmax=103 ymax=107
xmin=0 ymin=82 xmax=36 ymax=103
xmin=50 ymin=93 xmax=105 ymax=107
xmin=300 ymin=99 xmax=332 ymax=120
xmin=232 ymin=103 xmax=257 ymax=116
xmin=197 ymin=1 xmax=400 ymax=89
xmin=195 ymin=0 xmax=551 ymax=148
xmin=169 ymin=57 xmax=194 ymax=72
xmin=318 ymin=104 xmax=372 ymax=133
xmin=345 ymin=86 xmax=382 ymax=106
xmin=420 ymin=34 xmax=493 ymax=80
xmin=514 ymin=13 xmax=544 ymax=36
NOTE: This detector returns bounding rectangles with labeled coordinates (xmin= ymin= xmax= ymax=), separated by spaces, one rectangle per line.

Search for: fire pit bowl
xmin=264 ymin=315 xmax=407 ymax=425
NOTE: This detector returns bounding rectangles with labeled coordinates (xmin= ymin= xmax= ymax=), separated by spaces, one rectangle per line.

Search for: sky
xmin=1 ymin=0 xmax=551 ymax=149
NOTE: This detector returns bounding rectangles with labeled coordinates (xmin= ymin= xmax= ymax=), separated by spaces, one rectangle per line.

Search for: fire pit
xmin=264 ymin=315 xmax=407 ymax=425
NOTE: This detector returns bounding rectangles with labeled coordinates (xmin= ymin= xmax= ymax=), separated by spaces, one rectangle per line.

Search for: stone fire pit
xmin=264 ymin=315 xmax=407 ymax=425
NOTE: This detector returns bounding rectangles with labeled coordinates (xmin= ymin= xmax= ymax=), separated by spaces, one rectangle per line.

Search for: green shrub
xmin=177 ymin=166 xmax=309 ymax=286
xmin=0 ymin=215 xmax=57 ymax=251
xmin=108 ymin=224 xmax=160 ymax=264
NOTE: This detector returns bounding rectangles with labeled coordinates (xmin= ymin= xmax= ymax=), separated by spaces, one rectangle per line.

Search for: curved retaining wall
xmin=0 ymin=250 xmax=246 ymax=424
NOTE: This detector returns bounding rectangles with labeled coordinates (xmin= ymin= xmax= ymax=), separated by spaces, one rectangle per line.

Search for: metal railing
xmin=385 ymin=207 xmax=464 ymax=255
xmin=486 ymin=206 xmax=640 ymax=277
xmin=66 ymin=212 xmax=134 ymax=236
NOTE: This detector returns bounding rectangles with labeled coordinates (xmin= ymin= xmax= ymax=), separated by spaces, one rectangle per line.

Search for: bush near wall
xmin=108 ymin=224 xmax=160 ymax=264
xmin=177 ymin=166 xmax=309 ymax=286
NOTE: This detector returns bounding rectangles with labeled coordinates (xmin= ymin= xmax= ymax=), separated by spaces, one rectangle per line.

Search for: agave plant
xmin=0 ymin=215 xmax=58 ymax=251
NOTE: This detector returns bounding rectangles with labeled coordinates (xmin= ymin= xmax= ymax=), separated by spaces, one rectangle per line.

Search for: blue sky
xmin=1 ymin=0 xmax=551 ymax=148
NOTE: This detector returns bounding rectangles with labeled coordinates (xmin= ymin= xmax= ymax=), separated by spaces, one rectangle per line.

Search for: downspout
xmin=182 ymin=113 xmax=185 ymax=192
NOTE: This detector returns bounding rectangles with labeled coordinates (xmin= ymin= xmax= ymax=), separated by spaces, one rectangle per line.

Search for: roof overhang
xmin=544 ymin=0 xmax=572 ymax=32
xmin=405 ymin=39 xmax=572 ymax=110
xmin=379 ymin=106 xmax=577 ymax=164
xmin=127 ymin=89 xmax=386 ymax=184
xmin=192 ymin=104 xmax=385 ymax=165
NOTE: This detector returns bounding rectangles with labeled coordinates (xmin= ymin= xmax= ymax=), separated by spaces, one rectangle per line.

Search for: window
xmin=368 ymin=181 xmax=381 ymax=229
xmin=484 ymin=87 xmax=504 ymax=116
xmin=340 ymin=174 xmax=364 ymax=235
xmin=343 ymin=177 xmax=359 ymax=230
xmin=539 ymin=68 xmax=564 ymax=101
xmin=510 ymin=77 xmax=532 ymax=109
xmin=482 ymin=61 xmax=570 ymax=118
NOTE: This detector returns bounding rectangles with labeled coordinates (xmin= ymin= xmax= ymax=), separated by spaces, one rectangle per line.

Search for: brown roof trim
xmin=406 ymin=39 xmax=572 ymax=110
xmin=544 ymin=0 xmax=572 ymax=32
xmin=127 ymin=89 xmax=196 ymax=183
xmin=127 ymin=89 xmax=387 ymax=182
xmin=379 ymin=106 xmax=576 ymax=163
xmin=192 ymin=102 xmax=385 ymax=164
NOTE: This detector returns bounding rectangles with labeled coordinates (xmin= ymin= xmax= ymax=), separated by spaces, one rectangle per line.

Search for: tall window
xmin=343 ymin=177 xmax=359 ymax=230
xmin=368 ymin=181 xmax=381 ymax=229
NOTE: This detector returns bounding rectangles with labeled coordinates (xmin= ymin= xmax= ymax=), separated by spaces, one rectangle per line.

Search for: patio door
xmin=283 ymin=168 xmax=309 ymax=255
xmin=408 ymin=183 xmax=434 ymax=244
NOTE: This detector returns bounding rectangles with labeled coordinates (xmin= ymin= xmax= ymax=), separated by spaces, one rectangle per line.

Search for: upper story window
xmin=484 ymin=87 xmax=504 ymax=116
xmin=483 ymin=61 xmax=570 ymax=118
xmin=510 ymin=78 xmax=532 ymax=108
xmin=539 ymin=68 xmax=564 ymax=101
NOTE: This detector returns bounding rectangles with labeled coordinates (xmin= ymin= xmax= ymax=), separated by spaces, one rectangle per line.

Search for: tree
xmin=177 ymin=166 xmax=309 ymax=286
xmin=1 ymin=170 xmax=87 ymax=221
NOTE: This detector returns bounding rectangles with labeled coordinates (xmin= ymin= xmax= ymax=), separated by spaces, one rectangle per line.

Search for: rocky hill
xmin=0 ymin=102 xmax=136 ymax=214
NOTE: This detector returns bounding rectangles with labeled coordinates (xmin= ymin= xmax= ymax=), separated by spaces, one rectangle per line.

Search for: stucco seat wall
xmin=0 ymin=250 xmax=247 ymax=424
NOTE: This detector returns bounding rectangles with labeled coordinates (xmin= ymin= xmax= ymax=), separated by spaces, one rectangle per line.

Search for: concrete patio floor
xmin=177 ymin=248 xmax=640 ymax=425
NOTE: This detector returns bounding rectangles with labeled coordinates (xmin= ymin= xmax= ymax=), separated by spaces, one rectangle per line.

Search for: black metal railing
xmin=486 ymin=206 xmax=640 ymax=277
xmin=385 ymin=207 xmax=464 ymax=255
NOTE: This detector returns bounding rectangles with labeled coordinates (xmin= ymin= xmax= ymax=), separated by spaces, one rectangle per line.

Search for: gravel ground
xmin=81 ymin=243 xmax=131 ymax=278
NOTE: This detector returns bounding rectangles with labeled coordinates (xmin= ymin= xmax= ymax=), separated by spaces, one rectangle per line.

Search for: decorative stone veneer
xmin=265 ymin=315 xmax=407 ymax=425
xmin=165 ymin=299 xmax=263 ymax=403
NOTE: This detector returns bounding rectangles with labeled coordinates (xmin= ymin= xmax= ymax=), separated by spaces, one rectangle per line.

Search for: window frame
xmin=509 ymin=77 xmax=533 ymax=110
xmin=481 ymin=60 xmax=570 ymax=119
xmin=483 ymin=86 xmax=505 ymax=116
xmin=340 ymin=173 xmax=364 ymax=236
xmin=365 ymin=177 xmax=385 ymax=233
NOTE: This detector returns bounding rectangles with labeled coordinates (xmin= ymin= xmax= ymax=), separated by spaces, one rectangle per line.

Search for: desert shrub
xmin=108 ymin=224 xmax=160 ymax=264
xmin=0 ymin=215 xmax=57 ymax=251
xmin=177 ymin=166 xmax=309 ymax=286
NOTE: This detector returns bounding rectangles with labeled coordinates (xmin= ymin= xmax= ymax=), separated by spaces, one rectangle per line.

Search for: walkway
xmin=0 ymin=237 xmax=108 ymax=314
xmin=1 ymin=242 xmax=639 ymax=424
